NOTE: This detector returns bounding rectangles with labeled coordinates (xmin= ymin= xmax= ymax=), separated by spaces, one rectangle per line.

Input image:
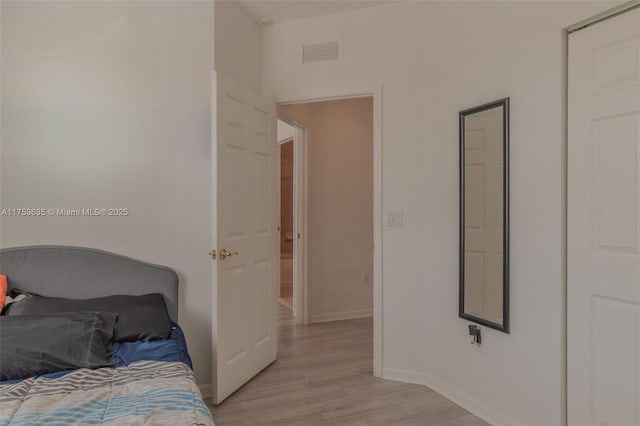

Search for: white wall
xmin=279 ymin=98 xmax=374 ymax=322
xmin=1 ymin=0 xmax=264 ymax=394
xmin=214 ymin=0 xmax=262 ymax=92
xmin=0 ymin=1 xmax=214 ymax=386
xmin=263 ymin=2 xmax=619 ymax=425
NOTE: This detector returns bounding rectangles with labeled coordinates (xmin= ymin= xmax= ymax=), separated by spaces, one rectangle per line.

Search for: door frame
xmin=276 ymin=83 xmax=384 ymax=377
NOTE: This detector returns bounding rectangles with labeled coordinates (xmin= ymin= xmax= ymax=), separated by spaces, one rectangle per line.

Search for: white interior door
xmin=568 ymin=7 xmax=640 ymax=426
xmin=211 ymin=72 xmax=278 ymax=404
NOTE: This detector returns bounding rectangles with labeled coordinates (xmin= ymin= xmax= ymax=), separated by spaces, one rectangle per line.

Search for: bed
xmin=0 ymin=245 xmax=214 ymax=426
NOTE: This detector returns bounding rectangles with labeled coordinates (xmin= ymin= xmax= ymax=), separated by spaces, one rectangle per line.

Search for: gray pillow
xmin=4 ymin=293 xmax=171 ymax=343
xmin=0 ymin=311 xmax=117 ymax=381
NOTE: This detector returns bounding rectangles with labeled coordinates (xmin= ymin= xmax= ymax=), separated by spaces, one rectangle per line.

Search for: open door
xmin=211 ymin=72 xmax=279 ymax=404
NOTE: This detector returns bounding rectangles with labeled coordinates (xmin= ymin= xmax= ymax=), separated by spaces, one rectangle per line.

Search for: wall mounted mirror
xmin=459 ymin=98 xmax=509 ymax=333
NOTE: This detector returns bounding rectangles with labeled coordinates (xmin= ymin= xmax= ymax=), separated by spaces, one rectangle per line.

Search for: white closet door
xmin=568 ymin=7 xmax=640 ymax=426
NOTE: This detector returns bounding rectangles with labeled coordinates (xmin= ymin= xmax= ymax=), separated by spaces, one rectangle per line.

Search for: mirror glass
xmin=459 ymin=98 xmax=509 ymax=333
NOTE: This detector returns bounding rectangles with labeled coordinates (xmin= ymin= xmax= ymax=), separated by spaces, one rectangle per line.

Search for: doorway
xmin=277 ymin=118 xmax=306 ymax=322
xmin=210 ymin=71 xmax=383 ymax=404
xmin=210 ymin=74 xmax=383 ymax=403
xmin=277 ymin=120 xmax=295 ymax=312
xmin=276 ymin=87 xmax=383 ymax=376
xmin=278 ymin=97 xmax=375 ymax=332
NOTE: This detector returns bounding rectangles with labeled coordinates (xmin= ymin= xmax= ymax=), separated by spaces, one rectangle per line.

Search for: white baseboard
xmin=198 ymin=382 xmax=212 ymax=400
xmin=311 ymin=308 xmax=373 ymax=323
xmin=382 ymin=367 xmax=521 ymax=426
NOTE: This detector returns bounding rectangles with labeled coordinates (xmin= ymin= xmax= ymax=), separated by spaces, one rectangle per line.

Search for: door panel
xmin=593 ymin=113 xmax=639 ymax=252
xmin=254 ymin=152 xmax=271 ymax=235
xmin=212 ymin=72 xmax=278 ymax=404
xmin=568 ymin=7 xmax=640 ymax=425
xmin=592 ymin=296 xmax=640 ymax=426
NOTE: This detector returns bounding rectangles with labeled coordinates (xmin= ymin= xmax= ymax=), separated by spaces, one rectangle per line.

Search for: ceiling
xmin=237 ymin=0 xmax=398 ymax=24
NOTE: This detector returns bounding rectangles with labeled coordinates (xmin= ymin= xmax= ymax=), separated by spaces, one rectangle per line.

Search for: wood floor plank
xmin=209 ymin=306 xmax=488 ymax=426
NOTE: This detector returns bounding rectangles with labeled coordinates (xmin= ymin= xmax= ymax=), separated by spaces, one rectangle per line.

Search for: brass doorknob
xmin=219 ymin=248 xmax=238 ymax=260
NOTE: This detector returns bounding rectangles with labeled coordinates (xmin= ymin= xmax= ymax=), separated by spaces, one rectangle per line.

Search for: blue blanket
xmin=112 ymin=323 xmax=193 ymax=368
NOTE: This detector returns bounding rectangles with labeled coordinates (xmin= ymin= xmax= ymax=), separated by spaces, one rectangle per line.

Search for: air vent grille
xmin=302 ymin=41 xmax=340 ymax=64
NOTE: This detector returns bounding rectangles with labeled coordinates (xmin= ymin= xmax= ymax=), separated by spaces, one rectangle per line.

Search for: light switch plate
xmin=386 ymin=210 xmax=403 ymax=226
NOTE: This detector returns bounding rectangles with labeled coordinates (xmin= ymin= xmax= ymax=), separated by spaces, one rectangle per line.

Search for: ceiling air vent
xmin=302 ymin=41 xmax=340 ymax=64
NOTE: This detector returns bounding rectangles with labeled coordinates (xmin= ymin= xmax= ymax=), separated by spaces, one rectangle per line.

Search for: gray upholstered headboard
xmin=0 ymin=245 xmax=179 ymax=321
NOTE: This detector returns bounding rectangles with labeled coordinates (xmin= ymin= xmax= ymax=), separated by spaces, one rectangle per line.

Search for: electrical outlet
xmin=468 ymin=325 xmax=481 ymax=345
xmin=386 ymin=210 xmax=403 ymax=226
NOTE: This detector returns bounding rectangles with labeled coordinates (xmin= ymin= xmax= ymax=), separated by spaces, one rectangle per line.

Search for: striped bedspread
xmin=0 ymin=360 xmax=214 ymax=426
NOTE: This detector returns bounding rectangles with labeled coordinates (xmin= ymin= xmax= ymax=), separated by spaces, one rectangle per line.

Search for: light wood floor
xmin=209 ymin=306 xmax=488 ymax=426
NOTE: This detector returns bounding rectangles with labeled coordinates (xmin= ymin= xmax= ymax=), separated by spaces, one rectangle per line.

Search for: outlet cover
xmin=386 ymin=210 xmax=403 ymax=226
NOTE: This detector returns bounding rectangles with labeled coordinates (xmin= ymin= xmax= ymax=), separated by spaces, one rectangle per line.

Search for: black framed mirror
xmin=459 ymin=98 xmax=509 ymax=333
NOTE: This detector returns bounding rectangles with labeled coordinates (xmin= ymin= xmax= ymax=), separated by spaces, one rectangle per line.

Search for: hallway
xmin=210 ymin=306 xmax=487 ymax=425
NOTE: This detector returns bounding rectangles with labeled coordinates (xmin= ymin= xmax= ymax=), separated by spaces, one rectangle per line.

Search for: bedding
xmin=4 ymin=293 xmax=171 ymax=342
xmin=113 ymin=323 xmax=193 ymax=369
xmin=0 ymin=312 xmax=117 ymax=381
xmin=0 ymin=323 xmax=214 ymax=425
xmin=0 ymin=360 xmax=213 ymax=426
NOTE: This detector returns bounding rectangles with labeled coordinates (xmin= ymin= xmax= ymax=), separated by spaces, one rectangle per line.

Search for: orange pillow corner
xmin=0 ymin=274 xmax=7 ymax=307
